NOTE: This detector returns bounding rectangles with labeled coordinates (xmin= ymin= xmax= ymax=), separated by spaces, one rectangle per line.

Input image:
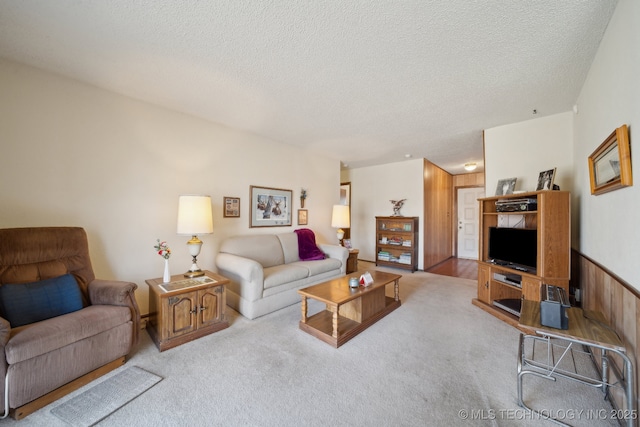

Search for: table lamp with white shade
xmin=331 ymin=204 xmax=350 ymax=245
xmin=177 ymin=195 xmax=213 ymax=277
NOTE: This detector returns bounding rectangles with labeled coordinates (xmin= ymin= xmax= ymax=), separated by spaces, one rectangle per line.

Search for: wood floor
xmin=362 ymin=257 xmax=477 ymax=280
xmin=425 ymin=257 xmax=478 ymax=280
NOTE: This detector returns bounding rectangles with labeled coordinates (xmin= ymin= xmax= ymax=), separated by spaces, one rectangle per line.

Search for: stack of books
xmin=399 ymin=252 xmax=412 ymax=264
xmin=377 ymin=251 xmax=390 ymax=261
xmin=388 ymin=237 xmax=403 ymax=245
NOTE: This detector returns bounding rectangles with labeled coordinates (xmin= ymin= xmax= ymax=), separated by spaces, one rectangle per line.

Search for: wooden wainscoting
xmin=575 ymin=250 xmax=639 ymax=413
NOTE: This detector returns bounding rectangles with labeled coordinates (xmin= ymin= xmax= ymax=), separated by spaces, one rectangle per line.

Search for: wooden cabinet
xmin=423 ymin=159 xmax=453 ymax=269
xmin=146 ymin=271 xmax=229 ymax=351
xmin=472 ymin=191 xmax=570 ymax=328
xmin=375 ymin=216 xmax=419 ymax=272
xmin=346 ymin=249 xmax=359 ymax=274
xmin=477 ymin=263 xmax=491 ymax=304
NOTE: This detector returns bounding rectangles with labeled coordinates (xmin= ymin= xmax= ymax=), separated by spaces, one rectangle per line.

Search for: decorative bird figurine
xmin=390 ymin=199 xmax=406 ymax=216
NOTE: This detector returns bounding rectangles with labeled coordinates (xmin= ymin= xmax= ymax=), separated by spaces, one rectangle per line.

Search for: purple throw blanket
xmin=294 ymin=228 xmax=326 ymax=261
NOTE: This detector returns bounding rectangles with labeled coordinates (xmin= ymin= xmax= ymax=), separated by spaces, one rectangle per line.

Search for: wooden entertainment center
xmin=472 ymin=190 xmax=570 ymax=328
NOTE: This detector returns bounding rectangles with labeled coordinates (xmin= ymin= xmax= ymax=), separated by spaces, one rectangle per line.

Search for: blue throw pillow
xmin=0 ymin=274 xmax=84 ymax=327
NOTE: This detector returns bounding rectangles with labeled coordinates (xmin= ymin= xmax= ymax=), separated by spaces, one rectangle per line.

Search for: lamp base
xmin=184 ymin=269 xmax=204 ymax=278
xmin=184 ymin=260 xmax=204 ymax=278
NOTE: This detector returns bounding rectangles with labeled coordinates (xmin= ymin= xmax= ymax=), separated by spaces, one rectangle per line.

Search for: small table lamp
xmin=177 ymin=195 xmax=213 ymax=277
xmin=331 ymin=204 xmax=350 ymax=245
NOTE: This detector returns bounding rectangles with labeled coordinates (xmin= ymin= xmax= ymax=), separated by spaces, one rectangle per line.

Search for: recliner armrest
xmin=0 ymin=317 xmax=10 ymax=347
xmin=88 ymin=279 xmax=141 ymax=345
xmin=0 ymin=317 xmax=8 ymax=414
xmin=89 ymin=279 xmax=137 ymax=306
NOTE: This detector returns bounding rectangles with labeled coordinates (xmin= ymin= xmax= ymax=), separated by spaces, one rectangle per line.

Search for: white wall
xmin=0 ymin=59 xmax=341 ymax=314
xmin=573 ymin=0 xmax=640 ymax=290
xmin=484 ymin=112 xmax=574 ymax=197
xmin=342 ymin=159 xmax=425 ymax=269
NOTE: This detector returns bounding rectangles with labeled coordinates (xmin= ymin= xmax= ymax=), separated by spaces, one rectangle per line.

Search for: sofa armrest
xmin=318 ymin=243 xmax=349 ymax=274
xmin=215 ymin=253 xmax=264 ymax=302
xmin=88 ymin=279 xmax=141 ymax=345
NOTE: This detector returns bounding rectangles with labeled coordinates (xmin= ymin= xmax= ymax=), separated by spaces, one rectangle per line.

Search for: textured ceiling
xmin=0 ymin=1 xmax=618 ymax=174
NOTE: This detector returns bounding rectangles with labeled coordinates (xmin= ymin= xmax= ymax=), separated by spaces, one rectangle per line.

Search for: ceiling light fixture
xmin=464 ymin=163 xmax=477 ymax=171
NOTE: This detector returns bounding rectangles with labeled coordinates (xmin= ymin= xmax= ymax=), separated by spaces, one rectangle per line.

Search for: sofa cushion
xmin=219 ymin=234 xmax=284 ymax=268
xmin=277 ymin=233 xmax=301 ymax=264
xmin=293 ymin=229 xmax=326 ymax=261
xmin=292 ymin=258 xmax=342 ymax=276
xmin=263 ymin=264 xmax=309 ymax=290
xmin=0 ymin=274 xmax=83 ymax=327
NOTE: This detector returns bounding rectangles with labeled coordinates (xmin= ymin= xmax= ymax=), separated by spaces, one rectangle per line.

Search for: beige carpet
xmin=6 ymin=264 xmax=617 ymax=426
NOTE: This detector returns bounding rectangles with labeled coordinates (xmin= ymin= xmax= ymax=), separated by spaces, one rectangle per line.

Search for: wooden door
xmin=198 ymin=286 xmax=223 ymax=328
xmin=423 ymin=160 xmax=453 ymax=269
xmin=166 ymin=293 xmax=197 ymax=338
xmin=477 ymin=264 xmax=491 ymax=304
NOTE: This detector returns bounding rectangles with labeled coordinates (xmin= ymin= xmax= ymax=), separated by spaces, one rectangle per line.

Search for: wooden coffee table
xmin=298 ymin=270 xmax=401 ymax=347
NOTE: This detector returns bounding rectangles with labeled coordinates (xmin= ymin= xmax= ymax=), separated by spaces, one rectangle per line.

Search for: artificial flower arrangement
xmin=300 ymin=188 xmax=307 ymax=208
xmin=154 ymin=239 xmax=171 ymax=259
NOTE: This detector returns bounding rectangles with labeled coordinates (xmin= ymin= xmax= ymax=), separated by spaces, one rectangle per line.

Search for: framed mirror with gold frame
xmin=588 ymin=124 xmax=632 ymax=195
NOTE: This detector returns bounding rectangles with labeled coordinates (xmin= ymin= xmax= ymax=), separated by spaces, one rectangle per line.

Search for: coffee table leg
xmin=331 ymin=306 xmax=339 ymax=338
xmin=394 ymin=279 xmax=400 ymax=302
xmin=301 ymin=296 xmax=307 ymax=323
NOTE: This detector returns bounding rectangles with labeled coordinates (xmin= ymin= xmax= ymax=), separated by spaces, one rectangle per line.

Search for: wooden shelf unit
xmin=375 ymin=216 xmax=419 ymax=272
xmin=472 ymin=191 xmax=570 ymax=328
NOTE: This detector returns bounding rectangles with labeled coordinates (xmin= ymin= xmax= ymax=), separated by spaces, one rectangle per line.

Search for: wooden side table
xmin=346 ymin=249 xmax=359 ymax=274
xmin=146 ymin=270 xmax=229 ymax=352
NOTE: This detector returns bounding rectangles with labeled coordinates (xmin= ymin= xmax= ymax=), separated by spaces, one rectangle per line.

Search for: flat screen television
xmin=488 ymin=227 xmax=537 ymax=273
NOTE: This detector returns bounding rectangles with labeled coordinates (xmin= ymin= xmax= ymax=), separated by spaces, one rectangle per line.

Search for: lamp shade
xmin=331 ymin=205 xmax=350 ymax=229
xmin=177 ymin=195 xmax=213 ymax=235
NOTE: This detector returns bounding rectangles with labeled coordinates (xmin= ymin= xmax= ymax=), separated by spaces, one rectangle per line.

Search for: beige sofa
xmin=215 ymin=232 xmax=348 ymax=319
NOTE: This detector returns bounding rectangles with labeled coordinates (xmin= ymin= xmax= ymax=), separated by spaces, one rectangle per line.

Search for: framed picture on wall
xmin=223 ymin=196 xmax=240 ymax=217
xmin=249 ymin=186 xmax=292 ymax=227
xmin=297 ymin=209 xmax=308 ymax=225
xmin=588 ymin=124 xmax=632 ymax=195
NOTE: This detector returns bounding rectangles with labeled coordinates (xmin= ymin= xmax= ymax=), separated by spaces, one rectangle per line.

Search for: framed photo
xmin=343 ymin=238 xmax=352 ymax=249
xmin=536 ymin=168 xmax=556 ymax=191
xmin=223 ymin=196 xmax=240 ymax=218
xmin=588 ymin=124 xmax=632 ymax=195
xmin=495 ymin=178 xmax=516 ymax=196
xmin=297 ymin=209 xmax=308 ymax=225
xmin=249 ymin=186 xmax=292 ymax=227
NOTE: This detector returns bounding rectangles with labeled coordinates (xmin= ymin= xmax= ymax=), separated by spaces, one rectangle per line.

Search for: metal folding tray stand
xmin=517 ymin=300 xmax=636 ymax=427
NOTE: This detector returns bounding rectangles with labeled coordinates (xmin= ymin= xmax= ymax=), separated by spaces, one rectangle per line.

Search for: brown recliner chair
xmin=0 ymin=227 xmax=140 ymax=419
